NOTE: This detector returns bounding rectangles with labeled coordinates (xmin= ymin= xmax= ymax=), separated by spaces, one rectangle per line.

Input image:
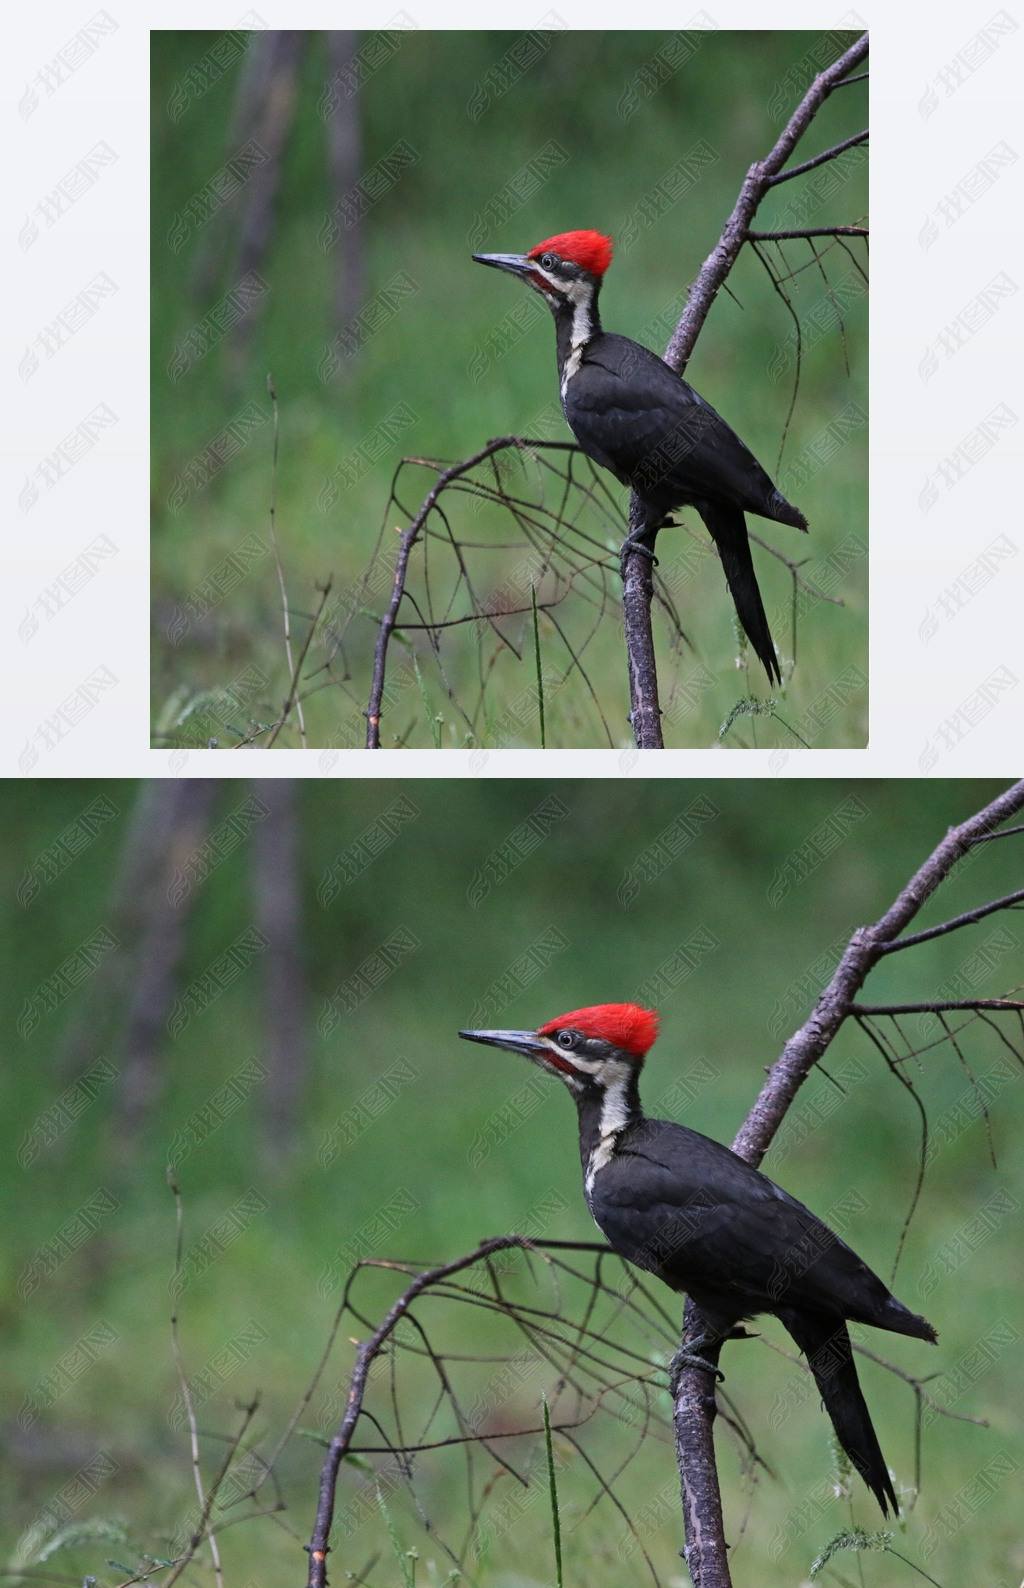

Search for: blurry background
xmin=3 ymin=779 xmax=1021 ymax=1584
xmin=151 ymin=30 xmax=867 ymax=748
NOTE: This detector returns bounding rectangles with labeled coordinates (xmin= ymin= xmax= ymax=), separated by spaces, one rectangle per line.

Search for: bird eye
xmin=556 ymin=1030 xmax=577 ymax=1049
xmin=540 ymin=253 xmax=557 ymax=269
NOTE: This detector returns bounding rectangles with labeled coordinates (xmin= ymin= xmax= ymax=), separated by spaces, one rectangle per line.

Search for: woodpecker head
xmin=459 ymin=1002 xmax=658 ymax=1100
xmin=473 ymin=231 xmax=613 ymax=336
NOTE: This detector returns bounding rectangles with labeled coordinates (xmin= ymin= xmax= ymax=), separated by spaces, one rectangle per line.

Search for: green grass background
xmin=151 ymin=30 xmax=867 ymax=748
xmin=3 ymin=779 xmax=1021 ymax=1586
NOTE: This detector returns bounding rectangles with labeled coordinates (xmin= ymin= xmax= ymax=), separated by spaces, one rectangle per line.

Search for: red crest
xmin=527 ymin=230 xmax=613 ymax=277
xmin=538 ymin=1003 xmax=659 ymax=1057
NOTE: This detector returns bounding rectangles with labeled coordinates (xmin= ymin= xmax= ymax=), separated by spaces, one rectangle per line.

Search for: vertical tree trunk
xmin=324 ymin=31 xmax=367 ymax=358
xmin=252 ymin=779 xmax=308 ymax=1165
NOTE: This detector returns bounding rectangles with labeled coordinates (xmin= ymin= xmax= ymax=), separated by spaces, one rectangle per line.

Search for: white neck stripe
xmin=584 ymin=1071 xmax=633 ymax=1195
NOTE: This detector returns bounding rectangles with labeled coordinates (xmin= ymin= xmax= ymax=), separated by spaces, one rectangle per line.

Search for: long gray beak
xmin=459 ymin=1026 xmax=549 ymax=1060
xmin=472 ymin=251 xmax=532 ymax=279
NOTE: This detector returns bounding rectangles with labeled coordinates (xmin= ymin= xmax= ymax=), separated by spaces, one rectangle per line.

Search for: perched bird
xmin=460 ymin=1002 xmax=936 ymax=1514
xmin=473 ymin=230 xmax=808 ymax=685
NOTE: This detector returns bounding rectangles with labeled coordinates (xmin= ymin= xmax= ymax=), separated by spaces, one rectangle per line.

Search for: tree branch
xmin=851 ymin=999 xmax=1024 ymax=1016
xmin=675 ymin=1323 xmax=730 ymax=1588
xmin=874 ymin=887 xmax=1024 ymax=954
xmin=765 ymin=128 xmax=868 ymax=187
xmin=365 ymin=438 xmax=525 ymax=748
xmin=745 ymin=225 xmax=868 ymax=241
xmin=623 ymin=32 xmax=869 ymax=749
xmin=621 ymin=514 xmax=664 ymax=748
xmin=305 ymin=1234 xmax=544 ymax=1588
xmin=663 ymin=33 xmax=868 ymax=375
xmin=730 ymin=779 xmax=1024 ymax=1166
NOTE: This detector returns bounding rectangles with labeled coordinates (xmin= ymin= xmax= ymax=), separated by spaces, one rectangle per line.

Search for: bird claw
xmin=668 ymin=1338 xmax=725 ymax=1392
xmin=619 ymin=530 xmax=660 ymax=566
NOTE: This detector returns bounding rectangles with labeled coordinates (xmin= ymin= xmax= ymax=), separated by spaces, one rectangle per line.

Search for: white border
xmin=7 ymin=6 xmax=1022 ymax=775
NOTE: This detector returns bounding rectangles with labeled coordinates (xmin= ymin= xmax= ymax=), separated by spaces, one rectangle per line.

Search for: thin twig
xmin=745 ymin=225 xmax=869 ymax=240
xmin=165 ymin=1169 xmax=224 ymax=1588
xmin=874 ymin=887 xmax=1024 ymax=954
xmin=365 ymin=438 xmax=581 ymax=748
xmin=765 ymin=129 xmax=868 ymax=185
xmin=263 ymin=579 xmax=333 ymax=748
xmin=265 ymin=375 xmax=306 ymax=746
xmin=850 ymin=999 xmax=1024 ymax=1015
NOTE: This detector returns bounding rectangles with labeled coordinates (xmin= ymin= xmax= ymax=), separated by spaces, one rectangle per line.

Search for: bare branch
xmin=674 ymin=1324 xmax=731 ymax=1588
xmin=765 ymin=129 xmax=868 ymax=186
xmin=663 ymin=32 xmax=869 ymax=374
xmin=875 ymin=887 xmax=1024 ymax=954
xmin=621 ymin=527 xmax=664 ymax=747
xmin=265 ymin=375 xmax=306 ymax=746
xmin=166 ymin=1168 xmax=224 ymax=1588
xmin=731 ymin=779 xmax=1024 ymax=1166
xmin=306 ymin=1235 xmax=554 ymax=1588
xmin=365 ymin=439 xmax=525 ymax=748
xmin=851 ymin=999 xmax=1024 ymax=1015
xmin=358 ymin=439 xmax=631 ymax=748
xmin=745 ymin=226 xmax=868 ymax=241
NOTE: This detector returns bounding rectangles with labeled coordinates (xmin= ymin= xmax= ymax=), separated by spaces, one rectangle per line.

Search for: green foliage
xmin=809 ymin=1526 xmax=893 ymax=1578
xmin=532 ymin=584 xmax=546 ymax=751
xmin=377 ymin=1481 xmax=417 ymax=1588
xmin=542 ymin=1395 xmax=563 ymax=1588
xmin=22 ymin=1517 xmax=129 ymax=1566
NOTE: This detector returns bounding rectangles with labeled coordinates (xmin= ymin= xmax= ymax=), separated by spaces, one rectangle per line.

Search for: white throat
xmin=584 ymin=1072 xmax=633 ymax=1196
xmin=560 ymin=282 xmax=596 ymax=398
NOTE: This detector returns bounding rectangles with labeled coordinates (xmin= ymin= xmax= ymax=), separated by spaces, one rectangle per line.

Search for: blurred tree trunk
xmin=111 ymin=782 xmax=221 ymax=1147
xmin=252 ymin=779 xmax=308 ymax=1166
xmin=189 ymin=29 xmax=307 ymax=365
xmin=58 ymin=779 xmax=309 ymax=1179
xmin=50 ymin=781 xmax=220 ymax=1187
xmin=181 ymin=29 xmax=368 ymax=377
xmin=324 ymin=31 xmax=367 ymax=356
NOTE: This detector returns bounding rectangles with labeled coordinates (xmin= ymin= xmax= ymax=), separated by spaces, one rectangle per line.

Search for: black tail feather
xmin=699 ymin=502 xmax=780 ymax=686
xmin=778 ymin=1309 xmax=899 ymax=1516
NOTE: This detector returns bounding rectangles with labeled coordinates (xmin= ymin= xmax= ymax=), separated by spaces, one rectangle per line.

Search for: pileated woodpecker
xmin=473 ymin=231 xmax=808 ymax=686
xmin=459 ymin=1003 xmax=936 ymax=1515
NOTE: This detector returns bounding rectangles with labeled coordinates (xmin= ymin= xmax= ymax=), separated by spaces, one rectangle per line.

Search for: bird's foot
xmin=668 ymin=1336 xmax=725 ymax=1393
xmin=619 ymin=531 xmax=659 ymax=567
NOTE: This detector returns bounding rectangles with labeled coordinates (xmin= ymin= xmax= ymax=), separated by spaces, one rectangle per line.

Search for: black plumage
xmin=460 ymin=1003 xmax=936 ymax=1516
xmin=473 ymin=230 xmax=807 ymax=685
